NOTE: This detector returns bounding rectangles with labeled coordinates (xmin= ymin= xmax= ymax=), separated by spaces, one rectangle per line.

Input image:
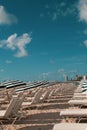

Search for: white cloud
xmin=40 ymin=52 xmax=48 ymax=55
xmin=58 ymin=69 xmax=65 ymax=73
xmin=6 ymin=60 xmax=12 ymax=64
xmin=78 ymin=1 xmax=87 ymax=47
xmin=0 ymin=5 xmax=17 ymax=25
xmin=40 ymin=69 xmax=77 ymax=81
xmin=50 ymin=60 xmax=56 ymax=64
xmin=68 ymin=70 xmax=77 ymax=74
xmin=0 ymin=69 xmax=4 ymax=72
xmin=43 ymin=2 xmax=76 ymax=21
xmin=40 ymin=13 xmax=44 ymax=18
xmin=84 ymin=40 xmax=87 ymax=46
xmin=60 ymin=2 xmax=66 ymax=7
xmin=84 ymin=29 xmax=87 ymax=34
xmin=45 ymin=5 xmax=50 ymax=9
xmin=42 ymin=72 xmax=50 ymax=76
xmin=78 ymin=0 xmax=87 ymax=23
xmin=0 ymin=33 xmax=32 ymax=58
xmin=52 ymin=12 xmax=58 ymax=20
xmin=40 ymin=72 xmax=51 ymax=80
xmin=57 ymin=69 xmax=67 ymax=80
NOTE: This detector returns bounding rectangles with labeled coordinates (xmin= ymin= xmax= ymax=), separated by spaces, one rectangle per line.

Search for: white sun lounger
xmin=0 ymin=95 xmax=18 ymax=129
xmin=0 ymin=93 xmax=28 ymax=129
xmin=72 ymin=95 xmax=87 ymax=99
xmin=60 ymin=108 xmax=87 ymax=122
xmin=60 ymin=108 xmax=87 ymax=117
xmin=0 ymin=95 xmax=18 ymax=119
xmin=53 ymin=123 xmax=87 ymax=130
xmin=68 ymin=99 xmax=87 ymax=107
xmin=22 ymin=88 xmax=44 ymax=108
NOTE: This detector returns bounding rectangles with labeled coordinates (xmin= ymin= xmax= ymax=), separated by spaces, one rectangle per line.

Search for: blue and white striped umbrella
xmin=79 ymin=76 xmax=87 ymax=93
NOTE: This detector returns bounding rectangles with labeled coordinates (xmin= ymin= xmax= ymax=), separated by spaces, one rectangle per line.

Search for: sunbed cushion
xmin=60 ymin=109 xmax=87 ymax=117
xmin=53 ymin=123 xmax=87 ymax=130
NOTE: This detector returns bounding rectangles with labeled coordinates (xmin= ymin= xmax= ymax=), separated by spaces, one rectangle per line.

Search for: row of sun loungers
xmin=53 ymin=76 xmax=87 ymax=130
xmin=0 ymin=79 xmax=77 ymax=129
xmin=0 ymin=79 xmax=63 ymax=129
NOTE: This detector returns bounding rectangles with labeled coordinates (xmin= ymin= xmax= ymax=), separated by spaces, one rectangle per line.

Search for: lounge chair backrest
xmin=48 ymin=89 xmax=55 ymax=98
xmin=4 ymin=95 xmax=18 ymax=118
xmin=41 ymin=89 xmax=51 ymax=101
xmin=12 ymin=93 xmax=26 ymax=114
xmin=32 ymin=88 xmax=43 ymax=104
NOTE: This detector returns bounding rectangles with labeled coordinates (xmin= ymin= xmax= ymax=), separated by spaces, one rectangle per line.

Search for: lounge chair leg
xmin=61 ymin=117 xmax=77 ymax=123
xmin=5 ymin=125 xmax=16 ymax=130
xmin=0 ymin=125 xmax=4 ymax=130
xmin=61 ymin=118 xmax=67 ymax=122
xmin=0 ymin=121 xmax=6 ymax=130
xmin=68 ymin=118 xmax=77 ymax=123
xmin=11 ymin=117 xmax=18 ymax=125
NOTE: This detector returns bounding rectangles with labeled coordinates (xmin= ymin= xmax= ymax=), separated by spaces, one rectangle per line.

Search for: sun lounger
xmin=60 ymin=108 xmax=87 ymax=122
xmin=0 ymin=93 xmax=27 ymax=129
xmin=72 ymin=95 xmax=87 ymax=99
xmin=40 ymin=89 xmax=52 ymax=101
xmin=8 ymin=93 xmax=27 ymax=126
xmin=0 ymin=95 xmax=18 ymax=129
xmin=73 ymin=93 xmax=86 ymax=96
xmin=22 ymin=87 xmax=54 ymax=109
xmin=53 ymin=123 xmax=87 ymax=130
xmin=12 ymin=93 xmax=26 ymax=115
xmin=68 ymin=99 xmax=87 ymax=107
xmin=22 ymin=88 xmax=44 ymax=108
xmin=0 ymin=95 xmax=18 ymax=119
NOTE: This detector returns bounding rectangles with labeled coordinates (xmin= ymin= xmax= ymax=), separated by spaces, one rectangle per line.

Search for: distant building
xmin=65 ymin=75 xmax=68 ymax=81
xmin=75 ymin=75 xmax=87 ymax=81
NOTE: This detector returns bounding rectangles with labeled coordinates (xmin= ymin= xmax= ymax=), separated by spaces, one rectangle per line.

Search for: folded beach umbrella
xmin=15 ymin=84 xmax=37 ymax=92
xmin=6 ymin=82 xmax=26 ymax=89
xmin=15 ymin=80 xmax=49 ymax=92
xmin=79 ymin=76 xmax=87 ymax=94
xmin=0 ymin=84 xmax=6 ymax=89
xmin=1 ymin=80 xmax=26 ymax=89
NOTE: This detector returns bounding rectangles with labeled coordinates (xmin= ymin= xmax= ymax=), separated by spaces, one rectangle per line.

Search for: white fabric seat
xmin=53 ymin=123 xmax=87 ymax=130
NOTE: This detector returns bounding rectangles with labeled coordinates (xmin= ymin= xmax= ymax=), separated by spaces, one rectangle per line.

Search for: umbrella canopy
xmin=79 ymin=75 xmax=87 ymax=94
xmin=15 ymin=80 xmax=49 ymax=92
xmin=1 ymin=80 xmax=26 ymax=89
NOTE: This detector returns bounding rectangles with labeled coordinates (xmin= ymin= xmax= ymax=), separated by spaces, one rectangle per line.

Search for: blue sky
xmin=0 ymin=0 xmax=87 ymax=81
